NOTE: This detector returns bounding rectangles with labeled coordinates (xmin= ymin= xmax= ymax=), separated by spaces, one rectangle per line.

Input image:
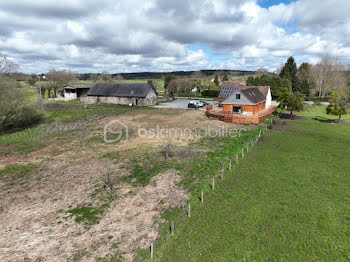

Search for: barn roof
xmin=87 ymin=83 xmax=154 ymax=98
xmin=64 ymin=85 xmax=92 ymax=89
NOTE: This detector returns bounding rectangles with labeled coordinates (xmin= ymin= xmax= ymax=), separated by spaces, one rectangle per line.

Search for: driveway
xmin=154 ymin=98 xmax=215 ymax=109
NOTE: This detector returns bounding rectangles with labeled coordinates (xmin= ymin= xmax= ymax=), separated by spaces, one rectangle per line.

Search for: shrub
xmin=0 ymin=76 xmax=44 ymax=132
xmin=201 ymin=89 xmax=220 ymax=97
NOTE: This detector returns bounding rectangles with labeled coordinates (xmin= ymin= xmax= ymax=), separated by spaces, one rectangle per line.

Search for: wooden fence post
xmin=229 ymin=161 xmax=231 ymax=171
xmin=188 ymin=204 xmax=191 ymax=218
xmin=201 ymin=190 xmax=204 ymax=203
xmin=235 ymin=155 xmax=238 ymax=164
xmin=241 ymin=148 xmax=244 ymax=158
xmin=212 ymin=177 xmax=215 ymax=190
xmin=150 ymin=243 xmax=153 ymax=259
xmin=171 ymin=221 xmax=174 ymax=236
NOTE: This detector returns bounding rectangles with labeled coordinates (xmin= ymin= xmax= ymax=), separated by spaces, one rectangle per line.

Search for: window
xmin=236 ymin=94 xmax=241 ymax=99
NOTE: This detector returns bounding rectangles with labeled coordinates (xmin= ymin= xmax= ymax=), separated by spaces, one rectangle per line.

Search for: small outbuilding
xmin=60 ymin=85 xmax=92 ymax=100
xmin=86 ymin=81 xmax=158 ymax=106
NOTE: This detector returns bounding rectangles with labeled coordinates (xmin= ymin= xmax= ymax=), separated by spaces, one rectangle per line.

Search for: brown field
xmin=0 ymin=108 xmax=248 ymax=261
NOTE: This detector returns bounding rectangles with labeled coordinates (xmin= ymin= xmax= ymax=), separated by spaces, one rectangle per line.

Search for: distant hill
xmin=78 ymin=70 xmax=256 ymax=80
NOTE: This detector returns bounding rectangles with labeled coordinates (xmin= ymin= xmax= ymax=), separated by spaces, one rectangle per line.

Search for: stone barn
xmin=86 ymin=82 xmax=158 ymax=106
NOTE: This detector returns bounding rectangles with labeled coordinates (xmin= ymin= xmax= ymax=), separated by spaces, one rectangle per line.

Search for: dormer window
xmin=236 ymin=94 xmax=241 ymax=99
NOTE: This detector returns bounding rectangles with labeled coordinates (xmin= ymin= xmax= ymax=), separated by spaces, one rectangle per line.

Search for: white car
xmin=190 ymin=100 xmax=203 ymax=107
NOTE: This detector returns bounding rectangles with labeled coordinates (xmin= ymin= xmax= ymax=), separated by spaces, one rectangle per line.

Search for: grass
xmin=147 ymin=111 xmax=350 ymax=261
xmin=66 ymin=204 xmax=109 ymax=227
xmin=300 ymin=105 xmax=350 ymax=123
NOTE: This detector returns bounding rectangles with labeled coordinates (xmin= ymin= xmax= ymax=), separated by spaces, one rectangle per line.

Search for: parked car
xmin=188 ymin=101 xmax=200 ymax=108
xmin=201 ymin=101 xmax=209 ymax=106
xmin=195 ymin=101 xmax=204 ymax=107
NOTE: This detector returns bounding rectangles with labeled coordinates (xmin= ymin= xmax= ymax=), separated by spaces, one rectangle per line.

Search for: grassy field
xmin=150 ymin=108 xmax=350 ymax=261
xmin=300 ymin=105 xmax=350 ymax=122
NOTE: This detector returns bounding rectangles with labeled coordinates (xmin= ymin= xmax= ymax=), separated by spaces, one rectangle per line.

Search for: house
xmin=222 ymin=87 xmax=266 ymax=116
xmin=206 ymin=85 xmax=275 ymax=124
xmin=215 ymin=81 xmax=247 ymax=102
xmin=59 ymin=85 xmax=92 ymax=100
xmin=85 ymin=81 xmax=158 ymax=106
xmin=216 ymin=81 xmax=271 ymax=109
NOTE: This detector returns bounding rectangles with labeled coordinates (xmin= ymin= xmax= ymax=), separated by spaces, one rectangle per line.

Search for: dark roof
xmin=240 ymin=87 xmax=266 ymax=104
xmin=64 ymin=85 xmax=92 ymax=89
xmin=218 ymin=86 xmax=243 ymax=99
xmin=87 ymin=83 xmax=155 ymax=98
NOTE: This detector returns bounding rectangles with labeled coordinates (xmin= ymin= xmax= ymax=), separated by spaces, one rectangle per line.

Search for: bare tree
xmin=98 ymin=71 xmax=113 ymax=82
xmin=115 ymin=74 xmax=124 ymax=81
xmin=256 ymin=68 xmax=269 ymax=76
xmin=190 ymin=71 xmax=204 ymax=79
xmin=311 ymin=54 xmax=347 ymax=97
xmin=0 ymin=54 xmax=19 ymax=74
xmin=45 ymin=69 xmax=77 ymax=97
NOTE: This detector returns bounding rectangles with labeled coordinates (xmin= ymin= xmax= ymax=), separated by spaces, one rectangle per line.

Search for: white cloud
xmin=0 ymin=0 xmax=349 ymax=73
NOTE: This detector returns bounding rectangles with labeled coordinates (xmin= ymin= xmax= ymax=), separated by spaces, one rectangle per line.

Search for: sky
xmin=0 ymin=0 xmax=349 ymax=74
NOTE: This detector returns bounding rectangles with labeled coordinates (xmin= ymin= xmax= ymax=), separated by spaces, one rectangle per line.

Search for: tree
xmin=98 ymin=71 xmax=112 ymax=82
xmin=326 ymin=91 xmax=349 ymax=123
xmin=297 ymin=63 xmax=314 ymax=97
xmin=45 ymin=69 xmax=77 ymax=97
xmin=278 ymin=88 xmax=304 ymax=115
xmin=167 ymin=79 xmax=193 ymax=95
xmin=26 ymin=74 xmax=37 ymax=86
xmin=0 ymin=54 xmax=19 ymax=74
xmin=214 ymin=75 xmax=219 ymax=86
xmin=246 ymin=74 xmax=292 ymax=99
xmin=311 ymin=54 xmax=347 ymax=97
xmin=280 ymin=56 xmax=299 ymax=92
xmin=223 ymin=74 xmax=229 ymax=81
xmin=0 ymin=57 xmax=43 ymax=131
xmin=115 ymin=74 xmax=124 ymax=81
xmin=190 ymin=71 xmax=204 ymax=79
xmin=164 ymin=74 xmax=177 ymax=89
xmin=256 ymin=68 xmax=268 ymax=76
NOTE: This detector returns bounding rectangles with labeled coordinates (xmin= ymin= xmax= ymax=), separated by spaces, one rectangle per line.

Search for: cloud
xmin=0 ymin=0 xmax=349 ymax=73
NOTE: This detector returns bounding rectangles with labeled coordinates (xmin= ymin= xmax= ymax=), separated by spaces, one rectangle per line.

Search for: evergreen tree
xmin=326 ymin=91 xmax=348 ymax=123
xmin=280 ymin=56 xmax=299 ymax=92
xmin=278 ymin=88 xmax=304 ymax=115
xmin=214 ymin=75 xmax=219 ymax=86
xmin=223 ymin=74 xmax=229 ymax=81
xmin=297 ymin=63 xmax=314 ymax=97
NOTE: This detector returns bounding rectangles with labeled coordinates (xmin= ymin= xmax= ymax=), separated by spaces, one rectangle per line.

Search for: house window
xmin=236 ymin=94 xmax=241 ymax=99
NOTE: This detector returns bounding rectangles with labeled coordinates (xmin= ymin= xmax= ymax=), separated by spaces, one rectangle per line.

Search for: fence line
xmin=149 ymin=116 xmax=277 ymax=259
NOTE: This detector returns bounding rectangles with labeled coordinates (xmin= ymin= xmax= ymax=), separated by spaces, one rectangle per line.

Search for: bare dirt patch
xmin=1 ymin=108 xmax=224 ymax=261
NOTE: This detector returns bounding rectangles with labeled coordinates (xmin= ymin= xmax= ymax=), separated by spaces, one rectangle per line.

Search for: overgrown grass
xmin=149 ymin=114 xmax=350 ymax=261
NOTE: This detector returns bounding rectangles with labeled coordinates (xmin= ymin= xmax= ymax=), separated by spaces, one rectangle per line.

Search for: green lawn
xmin=300 ymin=105 xmax=350 ymax=122
xmin=151 ymin=111 xmax=350 ymax=261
